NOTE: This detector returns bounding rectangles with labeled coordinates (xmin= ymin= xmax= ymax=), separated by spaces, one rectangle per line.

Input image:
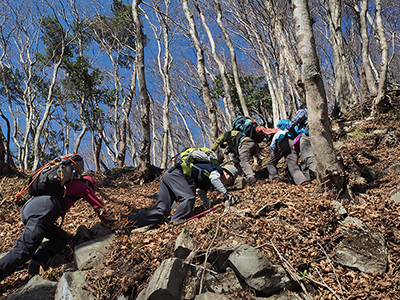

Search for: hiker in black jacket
xmin=0 ymin=176 xmax=108 ymax=281
xmin=122 ymin=164 xmax=239 ymax=229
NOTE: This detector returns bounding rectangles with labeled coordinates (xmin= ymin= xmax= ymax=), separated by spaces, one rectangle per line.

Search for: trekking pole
xmin=158 ymin=203 xmax=224 ymax=234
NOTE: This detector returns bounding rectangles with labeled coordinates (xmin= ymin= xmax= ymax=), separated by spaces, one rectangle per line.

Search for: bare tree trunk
xmin=262 ymin=0 xmax=305 ymax=103
xmin=356 ymin=0 xmax=378 ymax=95
xmin=144 ymin=0 xmax=173 ymax=169
xmin=195 ymin=0 xmax=235 ymax=124
xmin=133 ymin=0 xmax=152 ymax=173
xmin=33 ymin=56 xmax=63 ymax=170
xmin=0 ymin=51 xmax=20 ymax=169
xmin=215 ymin=0 xmax=249 ymax=118
xmin=0 ymin=109 xmax=15 ymax=174
xmin=373 ymin=0 xmax=389 ymax=113
xmin=117 ymin=64 xmax=136 ymax=167
xmin=91 ymin=133 xmax=102 ymax=171
xmin=172 ymin=98 xmax=196 ymax=146
xmin=74 ymin=97 xmax=88 ymax=154
xmin=91 ymin=95 xmax=105 ymax=171
xmin=180 ymin=0 xmax=218 ymax=142
xmin=325 ymin=0 xmax=358 ymax=115
xmin=0 ymin=129 xmax=6 ymax=175
xmin=292 ymin=0 xmax=345 ymax=192
xmin=234 ymin=9 xmax=283 ymax=125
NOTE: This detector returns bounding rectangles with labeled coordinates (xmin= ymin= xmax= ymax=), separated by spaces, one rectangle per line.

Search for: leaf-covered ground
xmin=1 ymin=100 xmax=400 ymax=299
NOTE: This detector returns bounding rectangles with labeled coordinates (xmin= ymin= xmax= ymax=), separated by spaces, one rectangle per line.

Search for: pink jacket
xmin=256 ymin=125 xmax=279 ymax=136
xmin=58 ymin=180 xmax=108 ymax=224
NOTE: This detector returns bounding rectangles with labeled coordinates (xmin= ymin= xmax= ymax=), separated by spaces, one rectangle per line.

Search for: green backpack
xmin=232 ymin=115 xmax=265 ymax=143
xmin=175 ymin=147 xmax=218 ymax=178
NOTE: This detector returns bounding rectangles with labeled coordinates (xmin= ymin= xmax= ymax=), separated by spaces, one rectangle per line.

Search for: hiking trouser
xmin=0 ymin=195 xmax=68 ymax=281
xmin=126 ymin=167 xmax=196 ymax=227
xmin=299 ymin=134 xmax=316 ymax=179
xmin=232 ymin=156 xmax=244 ymax=177
xmin=238 ymin=139 xmax=259 ymax=179
xmin=267 ymin=137 xmax=308 ymax=185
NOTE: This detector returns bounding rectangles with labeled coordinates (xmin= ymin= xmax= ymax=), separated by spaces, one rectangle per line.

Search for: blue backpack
xmin=277 ymin=119 xmax=300 ymax=139
xmin=231 ymin=115 xmax=264 ymax=143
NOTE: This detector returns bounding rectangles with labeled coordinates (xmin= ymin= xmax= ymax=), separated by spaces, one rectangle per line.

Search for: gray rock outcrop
xmin=137 ymin=258 xmax=190 ymax=300
xmin=228 ymin=244 xmax=296 ymax=296
xmin=74 ymin=234 xmax=116 ymax=270
xmin=334 ymin=219 xmax=388 ymax=274
xmin=174 ymin=228 xmax=196 ymax=259
xmin=54 ymin=271 xmax=95 ymax=300
xmin=1 ymin=275 xmax=57 ymax=300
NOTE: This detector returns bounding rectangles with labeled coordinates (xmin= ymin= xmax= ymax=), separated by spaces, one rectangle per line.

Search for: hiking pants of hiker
xmin=300 ymin=134 xmax=316 ymax=178
xmin=126 ymin=167 xmax=196 ymax=227
xmin=267 ymin=137 xmax=308 ymax=185
xmin=232 ymin=155 xmax=244 ymax=177
xmin=0 ymin=195 xmax=68 ymax=281
xmin=238 ymin=139 xmax=259 ymax=179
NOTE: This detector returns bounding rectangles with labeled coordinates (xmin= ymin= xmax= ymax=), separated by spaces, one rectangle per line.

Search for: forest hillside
xmin=1 ymin=94 xmax=400 ymax=299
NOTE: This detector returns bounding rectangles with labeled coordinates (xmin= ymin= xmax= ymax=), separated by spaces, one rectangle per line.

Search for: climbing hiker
xmin=267 ymin=119 xmax=309 ymax=185
xmin=286 ymin=103 xmax=316 ymax=181
xmin=0 ymin=176 xmax=108 ymax=281
xmin=212 ymin=123 xmax=278 ymax=185
xmin=122 ymin=162 xmax=239 ymax=229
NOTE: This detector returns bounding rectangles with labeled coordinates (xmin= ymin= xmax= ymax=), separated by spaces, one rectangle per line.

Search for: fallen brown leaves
xmin=2 ymin=112 xmax=400 ymax=299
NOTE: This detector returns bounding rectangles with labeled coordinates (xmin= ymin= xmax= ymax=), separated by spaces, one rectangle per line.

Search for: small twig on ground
xmin=230 ymin=232 xmax=249 ymax=239
xmin=198 ymin=214 xmax=223 ymax=294
xmin=270 ymin=237 xmax=312 ymax=300
xmin=256 ymin=200 xmax=285 ymax=216
xmin=278 ymin=219 xmax=344 ymax=300
xmin=185 ymin=262 xmax=218 ymax=275
xmin=308 ymin=267 xmax=344 ymax=300
xmin=317 ymin=241 xmax=343 ymax=294
xmin=255 ymin=241 xmax=273 ymax=249
xmin=0 ymin=176 xmax=7 ymax=207
xmin=319 ymin=178 xmax=331 ymax=186
xmin=184 ymin=249 xmax=197 ymax=265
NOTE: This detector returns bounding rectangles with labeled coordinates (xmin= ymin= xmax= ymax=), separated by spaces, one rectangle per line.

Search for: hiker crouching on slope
xmin=267 ymin=120 xmax=309 ymax=185
xmin=212 ymin=127 xmax=278 ymax=184
xmin=122 ymin=164 xmax=239 ymax=229
xmin=0 ymin=176 xmax=108 ymax=282
xmin=286 ymin=103 xmax=316 ymax=182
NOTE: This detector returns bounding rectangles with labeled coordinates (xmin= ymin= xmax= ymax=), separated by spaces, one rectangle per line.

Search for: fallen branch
xmin=317 ymin=241 xmax=343 ymax=294
xmin=305 ymin=267 xmax=344 ymax=300
xmin=270 ymin=237 xmax=312 ymax=300
xmin=0 ymin=176 xmax=7 ymax=208
xmin=255 ymin=241 xmax=273 ymax=249
xmin=256 ymin=200 xmax=285 ymax=216
xmin=185 ymin=262 xmax=218 ymax=275
xmin=199 ymin=213 xmax=223 ymax=294
xmin=278 ymin=219 xmax=344 ymax=300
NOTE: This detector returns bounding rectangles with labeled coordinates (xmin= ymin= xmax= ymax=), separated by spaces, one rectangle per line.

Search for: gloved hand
xmin=223 ymin=192 xmax=240 ymax=206
xmin=224 ymin=146 xmax=234 ymax=155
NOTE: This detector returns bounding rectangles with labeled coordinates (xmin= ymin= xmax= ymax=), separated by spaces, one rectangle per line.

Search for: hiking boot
xmin=246 ymin=177 xmax=257 ymax=184
xmin=28 ymin=260 xmax=48 ymax=275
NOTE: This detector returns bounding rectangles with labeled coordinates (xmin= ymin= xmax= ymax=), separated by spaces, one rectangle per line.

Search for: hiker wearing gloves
xmin=212 ymin=127 xmax=278 ymax=184
xmin=0 ymin=176 xmax=108 ymax=281
xmin=122 ymin=164 xmax=239 ymax=229
xmin=267 ymin=119 xmax=309 ymax=185
xmin=286 ymin=103 xmax=316 ymax=181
